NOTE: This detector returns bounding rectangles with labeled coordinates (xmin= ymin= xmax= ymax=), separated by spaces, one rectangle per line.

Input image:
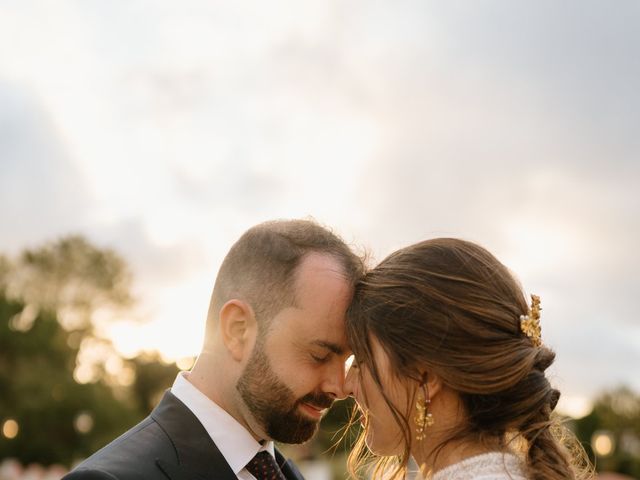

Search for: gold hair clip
xmin=519 ymin=294 xmax=542 ymax=347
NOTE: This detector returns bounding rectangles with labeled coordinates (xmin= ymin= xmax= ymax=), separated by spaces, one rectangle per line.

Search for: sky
xmin=1 ymin=1 xmax=639 ymax=418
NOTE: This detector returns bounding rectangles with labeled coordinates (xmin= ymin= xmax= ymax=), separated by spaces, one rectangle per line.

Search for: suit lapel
xmin=276 ymin=449 xmax=305 ymax=480
xmin=150 ymin=391 xmax=306 ymax=480
xmin=151 ymin=391 xmax=238 ymax=480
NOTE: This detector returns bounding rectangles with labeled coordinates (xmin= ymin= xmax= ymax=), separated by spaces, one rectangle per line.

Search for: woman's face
xmin=345 ymin=336 xmax=413 ymax=456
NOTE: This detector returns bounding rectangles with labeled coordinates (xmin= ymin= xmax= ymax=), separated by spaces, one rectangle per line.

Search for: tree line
xmin=0 ymin=236 xmax=637 ymax=477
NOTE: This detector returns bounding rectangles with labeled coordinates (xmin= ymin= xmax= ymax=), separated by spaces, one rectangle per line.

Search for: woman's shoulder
xmin=432 ymin=452 xmax=528 ymax=480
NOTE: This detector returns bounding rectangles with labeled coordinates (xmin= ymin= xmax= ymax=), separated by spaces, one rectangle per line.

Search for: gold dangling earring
xmin=415 ymin=382 xmax=434 ymax=441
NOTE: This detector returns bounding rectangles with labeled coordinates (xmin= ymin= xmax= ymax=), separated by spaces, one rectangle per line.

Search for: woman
xmin=344 ymin=238 xmax=591 ymax=480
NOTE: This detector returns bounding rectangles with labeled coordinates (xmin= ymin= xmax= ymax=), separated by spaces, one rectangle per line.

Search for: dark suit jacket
xmin=63 ymin=391 xmax=305 ymax=480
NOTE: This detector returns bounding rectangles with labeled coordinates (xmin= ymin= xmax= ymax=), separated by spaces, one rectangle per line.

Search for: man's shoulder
xmin=63 ymin=469 xmax=118 ymax=480
xmin=64 ymin=416 xmax=177 ymax=480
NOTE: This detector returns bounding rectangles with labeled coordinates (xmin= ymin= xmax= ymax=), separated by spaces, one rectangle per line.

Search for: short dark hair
xmin=209 ymin=219 xmax=364 ymax=331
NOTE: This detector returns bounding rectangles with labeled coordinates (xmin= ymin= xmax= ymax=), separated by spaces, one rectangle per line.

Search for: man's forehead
xmin=294 ymin=299 xmax=350 ymax=340
xmin=280 ymin=253 xmax=353 ymax=352
xmin=294 ymin=253 xmax=350 ymax=287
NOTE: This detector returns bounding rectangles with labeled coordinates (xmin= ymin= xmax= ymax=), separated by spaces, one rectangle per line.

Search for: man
xmin=64 ymin=219 xmax=364 ymax=480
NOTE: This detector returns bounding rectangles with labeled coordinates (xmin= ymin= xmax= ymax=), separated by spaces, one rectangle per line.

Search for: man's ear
xmin=218 ymin=299 xmax=256 ymax=362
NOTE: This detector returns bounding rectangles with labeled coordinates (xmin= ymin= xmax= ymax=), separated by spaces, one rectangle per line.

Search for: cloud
xmin=0 ymin=1 xmax=638 ymax=399
xmin=90 ymin=218 xmax=208 ymax=288
xmin=0 ymin=81 xmax=92 ymax=253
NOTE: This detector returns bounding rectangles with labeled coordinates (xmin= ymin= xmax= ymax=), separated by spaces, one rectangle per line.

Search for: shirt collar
xmin=170 ymin=371 xmax=275 ymax=474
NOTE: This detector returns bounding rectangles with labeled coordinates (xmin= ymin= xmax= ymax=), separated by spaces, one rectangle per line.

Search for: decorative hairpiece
xmin=519 ymin=294 xmax=542 ymax=347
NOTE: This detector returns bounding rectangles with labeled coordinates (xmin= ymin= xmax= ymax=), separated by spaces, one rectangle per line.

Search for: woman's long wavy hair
xmin=346 ymin=238 xmax=592 ymax=480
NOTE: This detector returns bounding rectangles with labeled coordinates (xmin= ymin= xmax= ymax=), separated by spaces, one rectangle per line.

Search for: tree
xmin=573 ymin=386 xmax=640 ymax=478
xmin=0 ymin=293 xmax=139 ymax=465
xmin=0 ymin=236 xmax=179 ymax=467
xmin=127 ymin=353 xmax=180 ymax=414
xmin=4 ymin=235 xmax=133 ymax=332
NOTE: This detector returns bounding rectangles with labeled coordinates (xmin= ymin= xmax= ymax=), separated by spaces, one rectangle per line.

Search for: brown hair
xmin=346 ymin=238 xmax=592 ymax=480
xmin=209 ymin=219 xmax=364 ymax=332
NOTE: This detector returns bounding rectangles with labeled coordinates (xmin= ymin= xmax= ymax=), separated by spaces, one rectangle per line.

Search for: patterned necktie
xmin=246 ymin=451 xmax=286 ymax=480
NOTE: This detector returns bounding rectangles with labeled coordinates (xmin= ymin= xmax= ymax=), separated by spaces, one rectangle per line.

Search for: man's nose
xmin=323 ymin=361 xmax=349 ymax=400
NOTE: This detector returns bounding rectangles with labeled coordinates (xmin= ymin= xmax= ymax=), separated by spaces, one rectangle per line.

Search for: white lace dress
xmin=431 ymin=452 xmax=528 ymax=480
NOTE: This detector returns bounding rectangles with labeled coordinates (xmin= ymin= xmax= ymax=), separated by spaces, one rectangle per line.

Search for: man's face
xmin=236 ymin=253 xmax=353 ymax=443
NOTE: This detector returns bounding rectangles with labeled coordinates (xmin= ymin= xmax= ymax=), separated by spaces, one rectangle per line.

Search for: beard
xmin=236 ymin=340 xmax=334 ymax=444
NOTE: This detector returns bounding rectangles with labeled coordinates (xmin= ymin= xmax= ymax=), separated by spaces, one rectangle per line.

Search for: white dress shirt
xmin=170 ymin=371 xmax=276 ymax=480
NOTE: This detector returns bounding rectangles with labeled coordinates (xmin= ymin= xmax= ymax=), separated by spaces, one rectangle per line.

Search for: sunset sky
xmin=1 ymin=1 xmax=639 ymax=417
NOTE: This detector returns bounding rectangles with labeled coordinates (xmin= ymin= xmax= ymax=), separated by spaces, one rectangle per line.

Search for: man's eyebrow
xmin=310 ymin=340 xmax=345 ymax=355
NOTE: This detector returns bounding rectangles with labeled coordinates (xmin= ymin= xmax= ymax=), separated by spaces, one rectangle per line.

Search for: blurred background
xmin=1 ymin=1 xmax=639 ymax=479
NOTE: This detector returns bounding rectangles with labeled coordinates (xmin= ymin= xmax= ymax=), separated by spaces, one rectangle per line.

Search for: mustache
xmin=297 ymin=391 xmax=334 ymax=409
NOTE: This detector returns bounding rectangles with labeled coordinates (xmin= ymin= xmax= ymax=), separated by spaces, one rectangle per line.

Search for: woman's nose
xmin=343 ymin=365 xmax=356 ymax=397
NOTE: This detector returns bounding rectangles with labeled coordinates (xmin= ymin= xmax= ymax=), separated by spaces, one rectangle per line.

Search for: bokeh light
xmin=73 ymin=412 xmax=94 ymax=434
xmin=2 ymin=419 xmax=19 ymax=439
xmin=592 ymin=430 xmax=615 ymax=457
